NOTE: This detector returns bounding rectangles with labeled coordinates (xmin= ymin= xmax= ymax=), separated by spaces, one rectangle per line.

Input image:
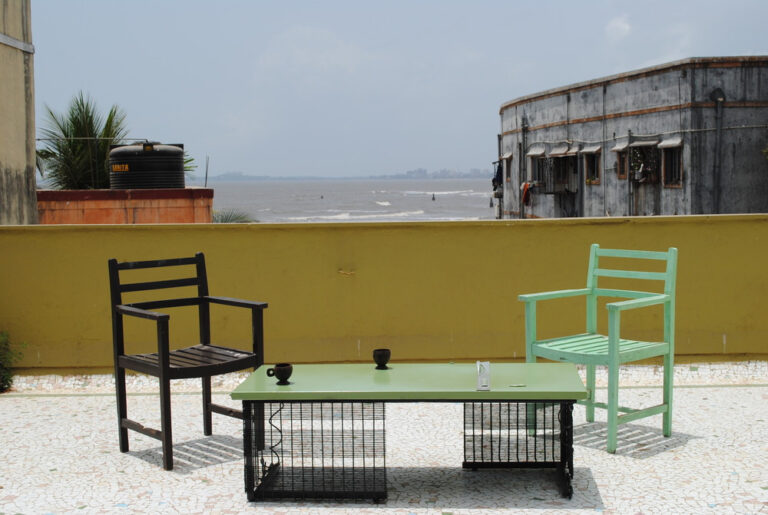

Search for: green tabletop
xmin=231 ymin=362 xmax=587 ymax=401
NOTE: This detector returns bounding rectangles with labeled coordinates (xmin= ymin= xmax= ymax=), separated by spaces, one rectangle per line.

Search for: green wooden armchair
xmin=519 ymin=244 xmax=678 ymax=453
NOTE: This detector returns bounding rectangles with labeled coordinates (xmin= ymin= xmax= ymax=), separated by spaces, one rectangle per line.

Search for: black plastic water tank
xmin=109 ymin=142 xmax=185 ymax=189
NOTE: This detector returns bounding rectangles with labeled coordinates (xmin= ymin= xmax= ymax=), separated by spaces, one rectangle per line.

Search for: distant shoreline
xmin=189 ymin=173 xmax=492 ymax=184
xmin=37 ymin=175 xmax=492 ymax=189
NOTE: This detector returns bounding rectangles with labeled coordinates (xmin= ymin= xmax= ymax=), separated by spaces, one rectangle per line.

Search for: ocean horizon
xmin=206 ymin=177 xmax=495 ymax=223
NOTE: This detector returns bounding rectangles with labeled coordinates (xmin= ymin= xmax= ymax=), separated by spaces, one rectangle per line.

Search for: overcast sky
xmin=32 ymin=0 xmax=768 ymax=178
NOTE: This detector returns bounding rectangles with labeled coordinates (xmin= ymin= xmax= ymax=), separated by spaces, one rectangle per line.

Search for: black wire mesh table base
xmin=463 ymin=401 xmax=575 ymax=498
xmin=243 ymin=401 xmax=387 ymax=502
xmin=243 ymin=399 xmax=575 ymax=502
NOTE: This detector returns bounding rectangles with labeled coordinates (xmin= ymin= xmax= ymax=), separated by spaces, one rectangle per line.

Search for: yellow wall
xmin=1 ymin=215 xmax=766 ymax=370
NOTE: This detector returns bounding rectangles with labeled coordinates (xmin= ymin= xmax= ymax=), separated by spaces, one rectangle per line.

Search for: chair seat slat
xmin=564 ymin=339 xmax=617 ymax=353
xmin=168 ymin=352 xmax=208 ymax=368
xmin=541 ymin=337 xmax=612 ymax=354
xmin=538 ymin=333 xmax=601 ymax=347
xmin=536 ymin=334 xmax=667 ymax=356
xmin=174 ymin=346 xmax=247 ymax=365
xmin=123 ymin=344 xmax=254 ymax=370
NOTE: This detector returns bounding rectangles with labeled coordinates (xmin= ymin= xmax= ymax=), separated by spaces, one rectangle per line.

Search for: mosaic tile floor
xmin=1 ymin=362 xmax=767 ymax=514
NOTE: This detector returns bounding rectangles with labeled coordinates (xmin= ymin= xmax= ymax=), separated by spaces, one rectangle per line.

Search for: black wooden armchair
xmin=108 ymin=252 xmax=267 ymax=470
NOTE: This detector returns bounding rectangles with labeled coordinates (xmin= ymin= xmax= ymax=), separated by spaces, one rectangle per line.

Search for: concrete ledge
xmin=37 ymin=188 xmax=213 ymax=224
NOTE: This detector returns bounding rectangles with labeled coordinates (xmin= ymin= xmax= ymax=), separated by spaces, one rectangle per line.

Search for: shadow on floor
xmin=130 ymin=434 xmax=242 ymax=472
xmin=384 ymin=466 xmax=603 ymax=509
xmin=574 ymin=421 xmax=696 ymax=458
xmin=249 ymin=467 xmax=603 ymax=510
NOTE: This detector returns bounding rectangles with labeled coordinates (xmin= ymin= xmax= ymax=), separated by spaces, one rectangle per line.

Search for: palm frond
xmin=36 ymin=91 xmax=128 ymax=190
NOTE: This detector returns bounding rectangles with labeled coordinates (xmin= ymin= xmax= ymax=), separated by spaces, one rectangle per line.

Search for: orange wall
xmin=37 ymin=188 xmax=213 ymax=224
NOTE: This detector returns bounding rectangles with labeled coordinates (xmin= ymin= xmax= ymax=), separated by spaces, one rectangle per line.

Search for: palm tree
xmin=37 ymin=91 xmax=128 ymax=189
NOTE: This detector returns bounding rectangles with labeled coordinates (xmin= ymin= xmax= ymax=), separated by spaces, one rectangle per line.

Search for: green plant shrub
xmin=0 ymin=331 xmax=24 ymax=393
xmin=212 ymin=209 xmax=255 ymax=223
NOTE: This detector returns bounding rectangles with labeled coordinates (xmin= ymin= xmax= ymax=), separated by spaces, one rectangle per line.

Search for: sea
xmin=205 ymin=178 xmax=496 ymax=223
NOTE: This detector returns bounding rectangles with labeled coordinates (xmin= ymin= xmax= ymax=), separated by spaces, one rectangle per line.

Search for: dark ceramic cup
xmin=373 ymin=348 xmax=391 ymax=370
xmin=267 ymin=363 xmax=293 ymax=385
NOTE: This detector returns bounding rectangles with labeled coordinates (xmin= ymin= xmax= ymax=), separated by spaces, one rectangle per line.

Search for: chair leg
xmin=202 ymin=376 xmax=212 ymax=436
xmin=585 ymin=364 xmax=596 ymax=422
xmin=525 ymin=355 xmax=537 ymax=433
xmin=606 ymin=364 xmax=619 ymax=454
xmin=115 ymin=367 xmax=129 ymax=452
xmin=159 ymin=377 xmax=173 ymax=470
xmin=663 ymin=352 xmax=673 ymax=437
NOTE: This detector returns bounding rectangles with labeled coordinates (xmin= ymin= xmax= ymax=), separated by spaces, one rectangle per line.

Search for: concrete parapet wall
xmin=0 ymin=215 xmax=765 ymax=370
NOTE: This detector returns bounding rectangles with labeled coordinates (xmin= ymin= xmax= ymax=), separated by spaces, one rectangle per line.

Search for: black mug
xmin=267 ymin=363 xmax=293 ymax=385
xmin=373 ymin=348 xmax=391 ymax=370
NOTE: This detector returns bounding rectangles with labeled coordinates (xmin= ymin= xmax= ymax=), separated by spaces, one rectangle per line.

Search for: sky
xmin=31 ymin=0 xmax=768 ymax=178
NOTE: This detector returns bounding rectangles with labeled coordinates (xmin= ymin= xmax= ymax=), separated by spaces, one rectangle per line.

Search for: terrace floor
xmin=1 ymin=361 xmax=767 ymax=514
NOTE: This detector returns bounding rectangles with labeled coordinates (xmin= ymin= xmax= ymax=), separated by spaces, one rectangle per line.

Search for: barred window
xmin=553 ymin=158 xmax=569 ymax=187
xmin=663 ymin=147 xmax=682 ymax=187
xmin=630 ymin=146 xmax=660 ymax=183
xmin=532 ymin=157 xmax=552 ymax=186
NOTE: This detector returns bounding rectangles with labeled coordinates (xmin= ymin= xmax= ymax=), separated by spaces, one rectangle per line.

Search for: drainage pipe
xmin=710 ymin=88 xmax=726 ymax=214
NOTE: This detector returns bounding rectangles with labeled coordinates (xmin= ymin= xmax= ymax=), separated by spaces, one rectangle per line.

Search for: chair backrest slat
xmin=596 ymin=248 xmax=670 ymax=260
xmin=109 ymin=253 xmax=208 ymax=307
xmin=128 ymin=297 xmax=202 ymax=310
xmin=594 ymin=269 xmax=668 ymax=281
xmin=116 ymin=256 xmax=199 ymax=270
xmin=120 ymin=277 xmax=201 ymax=293
xmin=587 ymin=244 xmax=677 ymax=298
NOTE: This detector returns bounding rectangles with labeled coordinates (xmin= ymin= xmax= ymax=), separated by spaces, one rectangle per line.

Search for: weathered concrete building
xmin=0 ymin=0 xmax=36 ymax=224
xmin=493 ymin=56 xmax=768 ymax=218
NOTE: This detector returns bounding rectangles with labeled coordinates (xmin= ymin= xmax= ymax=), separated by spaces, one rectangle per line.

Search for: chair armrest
xmin=115 ymin=304 xmax=169 ymax=321
xmin=607 ymin=294 xmax=669 ymax=312
xmin=205 ymin=296 xmax=268 ymax=309
xmin=519 ymin=288 xmax=590 ymax=303
xmin=204 ymin=296 xmax=266 ymax=366
xmin=115 ymin=304 xmax=171 ymax=361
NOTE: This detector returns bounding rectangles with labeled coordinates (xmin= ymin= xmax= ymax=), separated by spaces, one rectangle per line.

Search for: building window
xmin=617 ymin=151 xmax=628 ymax=179
xmin=531 ymin=157 xmax=542 ymax=183
xmin=629 ymin=146 xmax=660 ymax=183
xmin=532 ymin=157 xmax=554 ymax=192
xmin=584 ymin=153 xmax=600 ymax=185
xmin=553 ymin=158 xmax=568 ymax=189
xmin=663 ymin=147 xmax=682 ymax=187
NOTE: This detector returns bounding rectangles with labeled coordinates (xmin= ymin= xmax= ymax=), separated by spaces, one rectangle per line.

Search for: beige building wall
xmin=0 ymin=0 xmax=37 ymax=224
